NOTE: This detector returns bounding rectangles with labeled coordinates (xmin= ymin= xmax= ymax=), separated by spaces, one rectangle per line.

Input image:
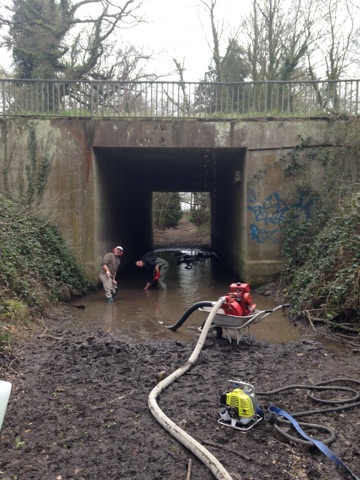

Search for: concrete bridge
xmin=1 ymin=115 xmax=349 ymax=285
xmin=0 ymin=79 xmax=356 ymax=283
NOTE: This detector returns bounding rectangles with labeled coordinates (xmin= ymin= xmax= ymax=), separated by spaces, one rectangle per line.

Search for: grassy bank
xmin=0 ymin=194 xmax=92 ymax=344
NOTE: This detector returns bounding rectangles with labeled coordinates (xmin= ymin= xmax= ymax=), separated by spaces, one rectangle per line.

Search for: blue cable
xmin=266 ymin=405 xmax=360 ymax=480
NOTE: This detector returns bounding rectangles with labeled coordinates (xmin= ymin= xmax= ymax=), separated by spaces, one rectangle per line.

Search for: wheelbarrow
xmin=166 ymin=282 xmax=289 ymax=344
xmin=197 ymin=303 xmax=290 ymax=344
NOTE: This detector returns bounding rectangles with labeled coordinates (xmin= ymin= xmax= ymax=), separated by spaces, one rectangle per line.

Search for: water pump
xmin=219 ymin=380 xmax=262 ymax=431
xmin=222 ymin=283 xmax=256 ymax=317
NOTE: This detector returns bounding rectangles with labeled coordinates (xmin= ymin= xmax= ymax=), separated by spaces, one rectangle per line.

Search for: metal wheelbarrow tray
xmin=198 ymin=304 xmax=289 ymax=344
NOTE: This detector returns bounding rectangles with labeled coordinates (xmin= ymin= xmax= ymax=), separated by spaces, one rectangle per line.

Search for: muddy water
xmin=70 ymin=248 xmax=303 ymax=345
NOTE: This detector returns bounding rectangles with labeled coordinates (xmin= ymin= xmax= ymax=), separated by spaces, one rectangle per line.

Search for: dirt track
xmin=153 ymin=217 xmax=210 ymax=248
xmin=0 ymin=220 xmax=359 ymax=480
xmin=0 ymin=303 xmax=359 ymax=480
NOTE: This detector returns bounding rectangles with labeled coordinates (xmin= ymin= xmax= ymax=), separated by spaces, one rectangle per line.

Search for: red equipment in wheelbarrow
xmin=166 ymin=282 xmax=290 ymax=344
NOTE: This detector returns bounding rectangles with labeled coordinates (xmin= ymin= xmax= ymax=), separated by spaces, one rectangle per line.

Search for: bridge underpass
xmin=1 ymin=117 xmax=336 ymax=283
xmin=94 ymin=146 xmax=247 ymax=273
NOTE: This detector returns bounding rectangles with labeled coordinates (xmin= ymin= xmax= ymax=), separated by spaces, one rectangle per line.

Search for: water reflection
xmin=71 ymin=248 xmax=302 ymax=344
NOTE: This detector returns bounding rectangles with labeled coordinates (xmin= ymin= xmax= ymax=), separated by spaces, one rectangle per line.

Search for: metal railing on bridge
xmin=1 ymin=78 xmax=359 ymax=119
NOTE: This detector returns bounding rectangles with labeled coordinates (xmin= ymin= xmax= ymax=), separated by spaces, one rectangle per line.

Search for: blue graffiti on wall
xmin=247 ymin=189 xmax=314 ymax=243
xmin=293 ymin=194 xmax=315 ymax=221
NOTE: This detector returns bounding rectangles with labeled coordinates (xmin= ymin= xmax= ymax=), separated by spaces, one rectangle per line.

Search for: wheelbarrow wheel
xmin=199 ymin=320 xmax=223 ymax=339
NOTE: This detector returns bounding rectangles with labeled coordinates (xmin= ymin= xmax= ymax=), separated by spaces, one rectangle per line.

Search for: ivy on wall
xmin=25 ymin=123 xmax=53 ymax=206
xmin=246 ymin=119 xmax=359 ymax=327
xmin=1 ymin=121 xmax=53 ymax=206
xmin=278 ymin=120 xmax=360 ymax=325
xmin=0 ymin=122 xmax=92 ymax=346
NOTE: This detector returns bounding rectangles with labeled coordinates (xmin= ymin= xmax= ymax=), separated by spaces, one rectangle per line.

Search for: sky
xmin=120 ymin=0 xmax=251 ymax=81
xmin=0 ymin=0 xmax=251 ymax=81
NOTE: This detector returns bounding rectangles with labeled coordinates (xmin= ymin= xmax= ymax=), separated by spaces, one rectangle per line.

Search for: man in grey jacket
xmin=99 ymin=246 xmax=124 ymax=302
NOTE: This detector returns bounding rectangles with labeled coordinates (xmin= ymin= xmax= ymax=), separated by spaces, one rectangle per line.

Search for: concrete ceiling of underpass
xmin=94 ymin=147 xmax=245 ymax=191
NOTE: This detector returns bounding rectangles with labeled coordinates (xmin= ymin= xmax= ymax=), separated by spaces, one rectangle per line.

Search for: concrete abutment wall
xmin=0 ymin=117 xmax=347 ymax=283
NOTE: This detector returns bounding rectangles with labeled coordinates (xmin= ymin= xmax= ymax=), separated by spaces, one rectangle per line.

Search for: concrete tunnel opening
xmin=94 ymin=147 xmax=247 ymax=276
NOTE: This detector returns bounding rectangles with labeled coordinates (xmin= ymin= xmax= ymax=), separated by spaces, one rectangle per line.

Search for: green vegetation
xmin=153 ymin=192 xmax=182 ymax=229
xmin=189 ymin=208 xmax=211 ymax=234
xmin=15 ymin=436 xmax=25 ymax=449
xmin=281 ymin=196 xmax=360 ymax=323
xmin=0 ymin=194 xmax=92 ymax=345
xmin=183 ymin=192 xmax=211 ymax=232
xmin=280 ymin=121 xmax=360 ymax=326
xmin=3 ymin=0 xmax=144 ymax=81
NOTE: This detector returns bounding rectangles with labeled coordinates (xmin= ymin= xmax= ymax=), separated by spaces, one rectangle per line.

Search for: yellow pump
xmin=219 ymin=380 xmax=262 ymax=431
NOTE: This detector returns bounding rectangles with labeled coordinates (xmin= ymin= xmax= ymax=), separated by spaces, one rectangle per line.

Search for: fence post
xmin=1 ymin=80 xmax=4 ymax=117
xmin=264 ymin=81 xmax=268 ymax=117
xmin=90 ymin=81 xmax=94 ymax=118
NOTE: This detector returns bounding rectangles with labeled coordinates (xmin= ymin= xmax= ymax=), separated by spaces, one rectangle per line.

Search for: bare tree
xmin=0 ymin=0 xmax=146 ymax=79
xmin=153 ymin=192 xmax=182 ymax=229
xmin=199 ymin=0 xmax=248 ymax=82
xmin=306 ymin=0 xmax=360 ymax=80
xmin=242 ymin=0 xmax=315 ymax=81
xmin=88 ymin=41 xmax=155 ymax=81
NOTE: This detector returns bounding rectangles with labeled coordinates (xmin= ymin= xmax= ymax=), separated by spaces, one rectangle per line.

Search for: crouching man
xmin=136 ymin=254 xmax=169 ymax=291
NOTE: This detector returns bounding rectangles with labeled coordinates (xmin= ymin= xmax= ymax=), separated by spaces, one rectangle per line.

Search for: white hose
xmin=148 ymin=297 xmax=234 ymax=480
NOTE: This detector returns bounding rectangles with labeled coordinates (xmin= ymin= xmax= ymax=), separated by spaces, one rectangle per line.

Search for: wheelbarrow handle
xmin=263 ymin=303 xmax=290 ymax=314
xmin=271 ymin=303 xmax=290 ymax=312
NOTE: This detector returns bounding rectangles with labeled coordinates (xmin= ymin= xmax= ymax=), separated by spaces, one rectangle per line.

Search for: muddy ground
xmin=0 ymin=220 xmax=359 ymax=480
xmin=153 ymin=219 xmax=210 ymax=249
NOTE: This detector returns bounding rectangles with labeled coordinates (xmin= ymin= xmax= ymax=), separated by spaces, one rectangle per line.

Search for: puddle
xmin=70 ymin=248 xmax=303 ymax=345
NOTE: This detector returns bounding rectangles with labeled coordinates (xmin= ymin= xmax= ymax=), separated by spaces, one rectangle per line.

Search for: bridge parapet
xmin=1 ymin=78 xmax=359 ymax=120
